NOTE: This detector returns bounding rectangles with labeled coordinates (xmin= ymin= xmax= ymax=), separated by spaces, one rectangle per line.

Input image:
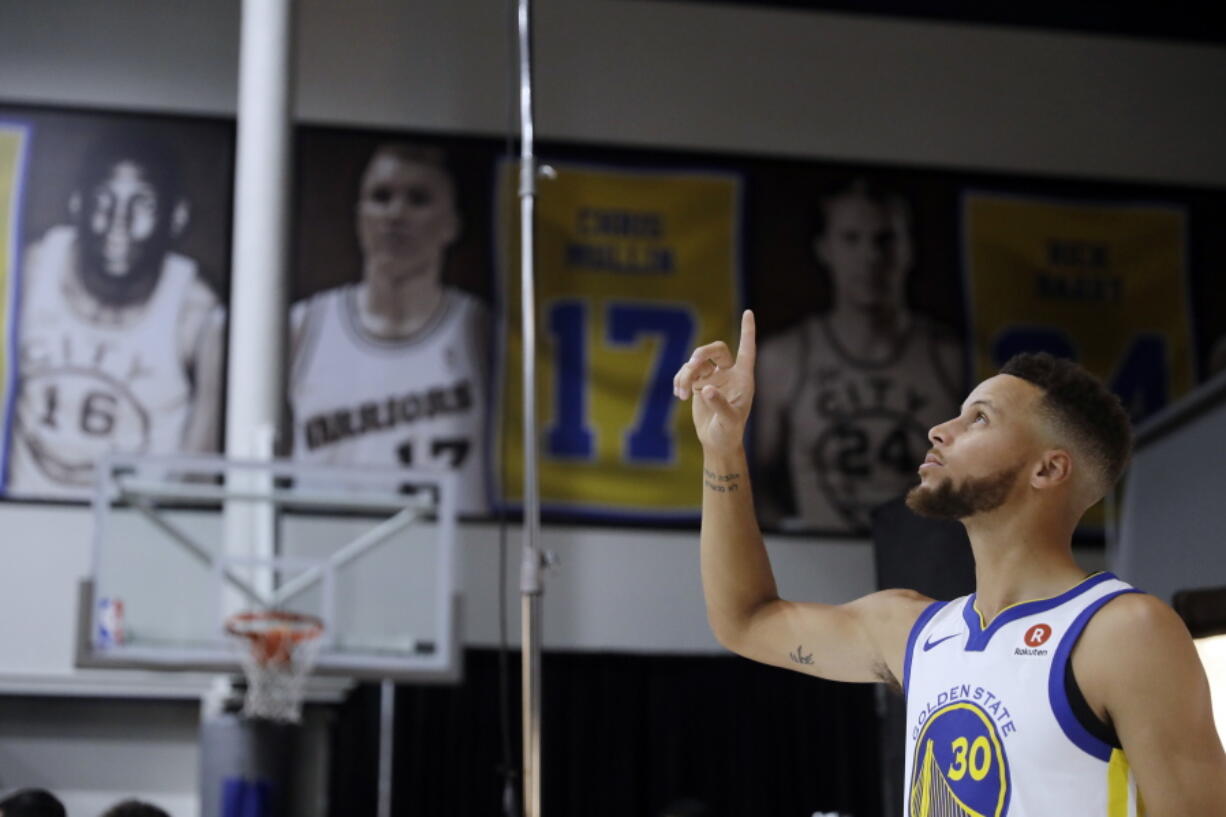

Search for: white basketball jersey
xmin=781 ymin=315 xmax=962 ymax=532
xmin=290 ymin=284 xmax=490 ymax=514
xmin=7 ymin=226 xmax=198 ymax=498
xmin=903 ymin=572 xmax=1144 ymax=816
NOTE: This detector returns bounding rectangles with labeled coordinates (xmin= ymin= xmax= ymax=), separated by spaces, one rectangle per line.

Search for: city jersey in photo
xmin=8 ymin=225 xmax=202 ymax=497
xmin=780 ymin=314 xmax=961 ymax=532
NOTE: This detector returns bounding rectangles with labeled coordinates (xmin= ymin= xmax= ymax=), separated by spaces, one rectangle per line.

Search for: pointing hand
xmin=673 ymin=309 xmax=756 ymax=454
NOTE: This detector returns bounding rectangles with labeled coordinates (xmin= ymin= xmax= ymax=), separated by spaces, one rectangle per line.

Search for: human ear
xmin=1031 ymin=449 xmax=1073 ymax=490
xmin=171 ymin=199 xmax=191 ymax=238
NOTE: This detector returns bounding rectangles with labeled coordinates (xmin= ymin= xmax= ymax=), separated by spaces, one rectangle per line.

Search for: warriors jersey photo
xmin=290 ymin=284 xmax=490 ymax=515
xmin=903 ymin=572 xmax=1144 ymax=816
xmin=759 ymin=314 xmax=962 ymax=533
xmin=7 ymin=225 xmax=211 ymax=498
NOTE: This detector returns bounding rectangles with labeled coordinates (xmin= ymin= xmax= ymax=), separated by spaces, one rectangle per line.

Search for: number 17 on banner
xmin=495 ymin=160 xmax=743 ymax=522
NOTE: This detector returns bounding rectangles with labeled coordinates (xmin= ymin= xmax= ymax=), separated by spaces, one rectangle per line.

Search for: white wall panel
xmin=0 ymin=0 xmax=1223 ymax=184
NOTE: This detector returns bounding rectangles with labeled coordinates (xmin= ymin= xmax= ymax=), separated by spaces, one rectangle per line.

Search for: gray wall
xmin=3 ymin=0 xmax=1225 ymax=184
xmin=1115 ymin=371 xmax=1226 ymax=603
xmin=0 ymin=0 xmax=1219 ymax=813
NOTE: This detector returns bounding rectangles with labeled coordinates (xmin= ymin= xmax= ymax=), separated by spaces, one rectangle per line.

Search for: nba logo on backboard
xmin=97 ymin=597 xmax=126 ymax=647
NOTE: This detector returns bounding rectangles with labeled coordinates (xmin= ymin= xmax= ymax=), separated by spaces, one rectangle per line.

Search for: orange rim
xmin=225 ymin=610 xmax=323 ymax=664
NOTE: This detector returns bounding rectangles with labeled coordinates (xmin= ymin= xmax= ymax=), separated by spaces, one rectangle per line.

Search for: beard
xmin=905 ymin=463 xmax=1022 ymax=520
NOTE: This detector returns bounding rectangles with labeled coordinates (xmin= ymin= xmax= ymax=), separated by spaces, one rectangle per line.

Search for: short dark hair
xmin=77 ymin=128 xmax=181 ymax=204
xmin=360 ymin=142 xmax=456 ymax=205
xmin=814 ymin=175 xmax=911 ymax=238
xmin=368 ymin=142 xmax=449 ymax=174
xmin=99 ymin=800 xmax=171 ymax=817
xmin=999 ymin=352 xmax=1132 ymax=493
xmin=0 ymin=789 xmax=67 ymax=817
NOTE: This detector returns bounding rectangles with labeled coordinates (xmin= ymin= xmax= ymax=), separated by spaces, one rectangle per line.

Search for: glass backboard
xmin=79 ymin=453 xmax=461 ymax=682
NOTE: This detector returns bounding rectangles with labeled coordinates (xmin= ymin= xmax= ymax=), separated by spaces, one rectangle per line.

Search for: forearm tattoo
xmin=703 ymin=467 xmax=741 ymax=493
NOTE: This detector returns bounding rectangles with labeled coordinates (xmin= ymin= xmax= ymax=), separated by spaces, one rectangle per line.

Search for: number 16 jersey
xmin=7 ymin=226 xmax=207 ymax=498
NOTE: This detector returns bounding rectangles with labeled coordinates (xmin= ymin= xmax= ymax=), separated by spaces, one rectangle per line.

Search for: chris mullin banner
xmin=497 ymin=161 xmax=742 ymax=521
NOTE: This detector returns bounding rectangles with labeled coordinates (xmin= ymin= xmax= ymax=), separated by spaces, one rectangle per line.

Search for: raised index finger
xmin=736 ymin=309 xmax=756 ymax=366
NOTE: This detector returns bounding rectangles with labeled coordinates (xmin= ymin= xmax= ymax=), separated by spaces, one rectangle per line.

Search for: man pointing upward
xmin=673 ymin=310 xmax=1226 ymax=815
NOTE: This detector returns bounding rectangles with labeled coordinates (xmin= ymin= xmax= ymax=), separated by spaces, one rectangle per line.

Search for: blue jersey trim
xmin=961 ymin=572 xmax=1117 ymax=652
xmin=903 ymin=600 xmax=948 ymax=698
xmin=1048 ymin=588 xmax=1142 ymax=762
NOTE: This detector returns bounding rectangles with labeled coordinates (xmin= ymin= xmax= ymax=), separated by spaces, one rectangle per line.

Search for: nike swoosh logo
xmin=922 ymin=633 xmax=958 ymax=651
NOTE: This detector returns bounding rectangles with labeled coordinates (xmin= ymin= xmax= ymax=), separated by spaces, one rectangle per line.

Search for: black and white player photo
xmin=753 ymin=176 xmax=964 ymax=534
xmin=4 ymin=115 xmax=231 ymax=499
xmin=289 ymin=137 xmax=493 ymax=515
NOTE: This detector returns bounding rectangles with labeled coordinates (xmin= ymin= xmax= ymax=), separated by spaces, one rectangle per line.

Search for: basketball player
xmin=5 ymin=131 xmax=224 ymax=498
xmin=289 ymin=143 xmax=489 ymax=514
xmin=674 ymin=311 xmax=1226 ymax=814
xmin=754 ymin=178 xmax=962 ymax=534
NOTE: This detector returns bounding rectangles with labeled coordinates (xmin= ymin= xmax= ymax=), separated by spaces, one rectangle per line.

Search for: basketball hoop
xmin=225 ymin=610 xmax=324 ymax=723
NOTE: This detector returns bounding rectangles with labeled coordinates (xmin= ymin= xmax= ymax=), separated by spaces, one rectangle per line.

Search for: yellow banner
xmin=497 ymin=161 xmax=741 ymax=518
xmin=0 ymin=122 xmax=30 ymax=490
xmin=964 ymin=193 xmax=1193 ymax=420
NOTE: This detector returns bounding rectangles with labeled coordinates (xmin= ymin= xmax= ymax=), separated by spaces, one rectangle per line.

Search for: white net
xmin=227 ymin=611 xmax=323 ymax=723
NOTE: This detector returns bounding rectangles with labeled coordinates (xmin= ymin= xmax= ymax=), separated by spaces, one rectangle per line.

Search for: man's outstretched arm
xmin=675 ymin=310 xmax=930 ymax=686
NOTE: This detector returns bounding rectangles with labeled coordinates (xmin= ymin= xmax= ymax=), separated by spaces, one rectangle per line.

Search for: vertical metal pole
xmin=516 ymin=1 xmax=544 ymax=816
xmin=224 ymin=0 xmax=295 ymax=607
xmin=226 ymin=0 xmax=293 ymax=479
xmin=377 ymin=679 xmax=396 ymax=817
xmin=207 ymin=23 xmax=294 ymax=816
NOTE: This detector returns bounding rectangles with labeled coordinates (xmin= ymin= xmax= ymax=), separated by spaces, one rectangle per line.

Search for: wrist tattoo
xmin=789 ymin=645 xmax=814 ymax=665
xmin=703 ymin=467 xmax=741 ymax=493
